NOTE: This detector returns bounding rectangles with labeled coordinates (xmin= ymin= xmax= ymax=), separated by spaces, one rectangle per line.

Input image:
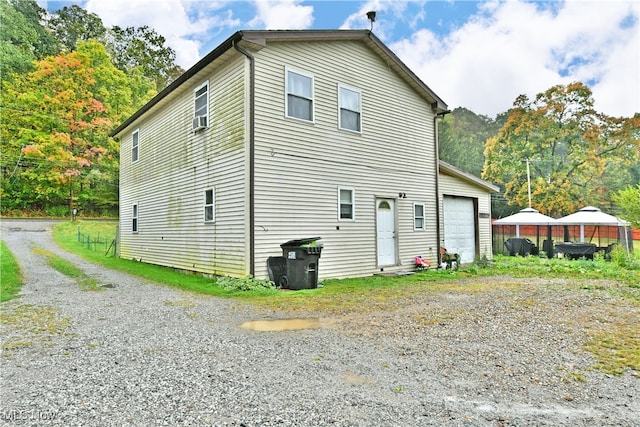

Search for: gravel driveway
xmin=1 ymin=219 xmax=638 ymax=426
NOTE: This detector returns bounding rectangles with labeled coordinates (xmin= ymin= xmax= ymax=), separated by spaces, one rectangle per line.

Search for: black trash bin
xmin=280 ymin=237 xmax=323 ymax=290
xmin=267 ymin=256 xmax=288 ymax=288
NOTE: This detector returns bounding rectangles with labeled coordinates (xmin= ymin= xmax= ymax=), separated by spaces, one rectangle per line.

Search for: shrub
xmin=216 ymin=276 xmax=276 ymax=292
xmin=610 ymin=246 xmax=640 ymax=271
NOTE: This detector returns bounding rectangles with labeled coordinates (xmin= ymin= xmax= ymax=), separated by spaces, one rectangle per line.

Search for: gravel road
xmin=1 ymin=219 xmax=638 ymax=426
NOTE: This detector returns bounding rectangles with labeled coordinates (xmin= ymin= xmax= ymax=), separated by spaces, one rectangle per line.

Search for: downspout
xmin=433 ymin=109 xmax=450 ymax=265
xmin=234 ymin=40 xmax=256 ymax=276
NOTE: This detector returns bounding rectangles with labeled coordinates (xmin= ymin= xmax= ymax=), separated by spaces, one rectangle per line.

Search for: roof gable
xmin=439 ymin=160 xmax=499 ymax=193
xmin=111 ymin=30 xmax=447 ymax=137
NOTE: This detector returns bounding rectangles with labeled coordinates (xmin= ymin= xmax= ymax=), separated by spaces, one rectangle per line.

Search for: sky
xmin=40 ymin=0 xmax=640 ymax=119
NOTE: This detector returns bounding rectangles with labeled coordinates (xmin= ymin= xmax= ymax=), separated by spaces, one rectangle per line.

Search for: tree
xmin=613 ymin=185 xmax=640 ymax=228
xmin=482 ymin=82 xmax=640 ymax=217
xmin=0 ymin=0 xmax=58 ymax=81
xmin=106 ymin=25 xmax=183 ymax=91
xmin=438 ymin=107 xmax=504 ymax=177
xmin=48 ymin=5 xmax=107 ymax=52
xmin=0 ymin=40 xmax=155 ymax=215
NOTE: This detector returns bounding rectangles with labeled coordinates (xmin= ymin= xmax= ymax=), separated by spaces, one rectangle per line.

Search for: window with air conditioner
xmin=193 ymin=81 xmax=209 ymax=131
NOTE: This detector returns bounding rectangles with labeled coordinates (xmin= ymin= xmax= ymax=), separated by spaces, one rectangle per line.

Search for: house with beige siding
xmin=438 ymin=161 xmax=499 ymax=264
xmin=112 ymin=30 xmax=495 ymax=280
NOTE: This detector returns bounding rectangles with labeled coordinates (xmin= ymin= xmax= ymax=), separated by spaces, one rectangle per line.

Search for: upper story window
xmin=338 ymin=84 xmax=361 ymax=132
xmin=204 ymin=188 xmax=215 ymax=223
xmin=338 ymin=187 xmax=355 ymax=220
xmin=414 ymin=203 xmax=425 ymax=230
xmin=193 ymin=81 xmax=209 ymax=130
xmin=285 ymin=67 xmax=314 ymax=122
xmin=132 ymin=129 xmax=139 ymax=163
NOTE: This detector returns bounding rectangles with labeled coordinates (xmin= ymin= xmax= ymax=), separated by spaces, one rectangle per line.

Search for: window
xmin=194 ymin=81 xmax=209 ymax=127
xmin=414 ymin=203 xmax=425 ymax=230
xmin=204 ymin=188 xmax=215 ymax=222
xmin=132 ymin=204 xmax=138 ymax=233
xmin=338 ymin=84 xmax=361 ymax=132
xmin=338 ymin=187 xmax=354 ymax=220
xmin=132 ymin=129 xmax=139 ymax=163
xmin=285 ymin=67 xmax=314 ymax=121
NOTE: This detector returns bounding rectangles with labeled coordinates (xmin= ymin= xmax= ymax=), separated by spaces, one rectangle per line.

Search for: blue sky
xmin=41 ymin=1 xmax=639 ymax=118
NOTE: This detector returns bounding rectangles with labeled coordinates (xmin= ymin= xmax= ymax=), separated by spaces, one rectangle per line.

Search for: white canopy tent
xmin=492 ymin=208 xmax=558 ymax=257
xmin=493 ymin=207 xmax=556 ymax=237
xmin=556 ymin=206 xmax=632 ymax=253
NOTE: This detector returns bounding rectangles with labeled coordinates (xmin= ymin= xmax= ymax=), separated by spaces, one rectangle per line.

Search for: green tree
xmin=0 ymin=40 xmax=155 ymax=215
xmin=613 ymin=185 xmax=640 ymax=227
xmin=48 ymin=5 xmax=107 ymax=52
xmin=439 ymin=107 xmax=504 ymax=177
xmin=107 ymin=25 xmax=183 ymax=91
xmin=482 ymin=82 xmax=640 ymax=217
xmin=0 ymin=0 xmax=58 ymax=81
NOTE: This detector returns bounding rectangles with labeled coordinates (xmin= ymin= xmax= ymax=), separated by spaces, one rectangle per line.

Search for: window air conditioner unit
xmin=192 ymin=115 xmax=207 ymax=131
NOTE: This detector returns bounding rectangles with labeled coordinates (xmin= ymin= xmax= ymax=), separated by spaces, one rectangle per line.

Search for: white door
xmin=377 ymin=198 xmax=396 ymax=266
xmin=443 ymin=196 xmax=476 ymax=263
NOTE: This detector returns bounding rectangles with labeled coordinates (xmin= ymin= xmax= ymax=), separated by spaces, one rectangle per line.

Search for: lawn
xmin=51 ymin=221 xmax=640 ymax=308
xmin=1 ymin=241 xmax=23 ymax=302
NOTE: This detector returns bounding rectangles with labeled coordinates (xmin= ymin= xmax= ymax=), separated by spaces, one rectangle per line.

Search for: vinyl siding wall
xmin=439 ymin=173 xmax=494 ymax=260
xmin=251 ymin=40 xmax=439 ymax=279
xmin=119 ymin=55 xmax=249 ymax=276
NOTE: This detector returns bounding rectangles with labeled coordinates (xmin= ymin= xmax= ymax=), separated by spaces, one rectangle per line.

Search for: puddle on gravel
xmin=240 ymin=318 xmax=333 ymax=331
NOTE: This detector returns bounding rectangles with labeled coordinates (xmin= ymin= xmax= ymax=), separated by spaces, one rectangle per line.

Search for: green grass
xmin=33 ymin=248 xmax=101 ymax=291
xmin=1 ymin=241 xmax=23 ymax=302
xmin=53 ymin=221 xmax=268 ymax=297
xmin=584 ymin=319 xmax=640 ymax=377
xmin=52 ymin=221 xmax=640 ymax=303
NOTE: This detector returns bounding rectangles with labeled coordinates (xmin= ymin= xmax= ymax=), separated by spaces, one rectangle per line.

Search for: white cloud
xmin=391 ymin=0 xmax=640 ymax=118
xmin=85 ymin=0 xmax=240 ymax=69
xmin=247 ymin=0 xmax=313 ymax=29
xmin=340 ymin=1 xmax=419 ymax=41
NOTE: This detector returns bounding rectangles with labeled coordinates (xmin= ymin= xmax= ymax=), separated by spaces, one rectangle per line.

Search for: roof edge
xmin=110 ymin=29 xmax=449 ymax=137
xmin=365 ymin=31 xmax=448 ymax=113
xmin=439 ymin=160 xmax=499 ymax=193
xmin=110 ymin=31 xmax=244 ymax=137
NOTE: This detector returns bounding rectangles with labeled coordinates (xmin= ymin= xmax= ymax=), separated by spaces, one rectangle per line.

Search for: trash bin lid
xmin=280 ymin=237 xmax=321 ymax=247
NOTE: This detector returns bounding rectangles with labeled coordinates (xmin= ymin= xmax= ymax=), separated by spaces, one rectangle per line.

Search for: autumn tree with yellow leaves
xmin=483 ymin=82 xmax=640 ymax=217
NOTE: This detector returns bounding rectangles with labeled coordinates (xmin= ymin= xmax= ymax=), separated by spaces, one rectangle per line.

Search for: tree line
xmin=440 ymin=85 xmax=640 ymax=225
xmin=1 ymin=0 xmax=638 ymax=225
xmin=0 ymin=0 xmax=182 ymax=216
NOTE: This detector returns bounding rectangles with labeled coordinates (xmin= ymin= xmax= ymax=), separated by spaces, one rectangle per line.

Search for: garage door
xmin=443 ymin=196 xmax=476 ymax=263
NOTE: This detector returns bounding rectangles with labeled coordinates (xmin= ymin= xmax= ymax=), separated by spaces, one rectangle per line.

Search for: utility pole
xmin=526 ymin=159 xmax=532 ymax=208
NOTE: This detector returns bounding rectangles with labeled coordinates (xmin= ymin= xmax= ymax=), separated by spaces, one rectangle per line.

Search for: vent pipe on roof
xmin=366 ymin=11 xmax=376 ymax=31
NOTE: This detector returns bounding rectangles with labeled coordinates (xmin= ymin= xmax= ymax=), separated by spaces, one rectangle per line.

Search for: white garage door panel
xmin=443 ymin=197 xmax=476 ymax=263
